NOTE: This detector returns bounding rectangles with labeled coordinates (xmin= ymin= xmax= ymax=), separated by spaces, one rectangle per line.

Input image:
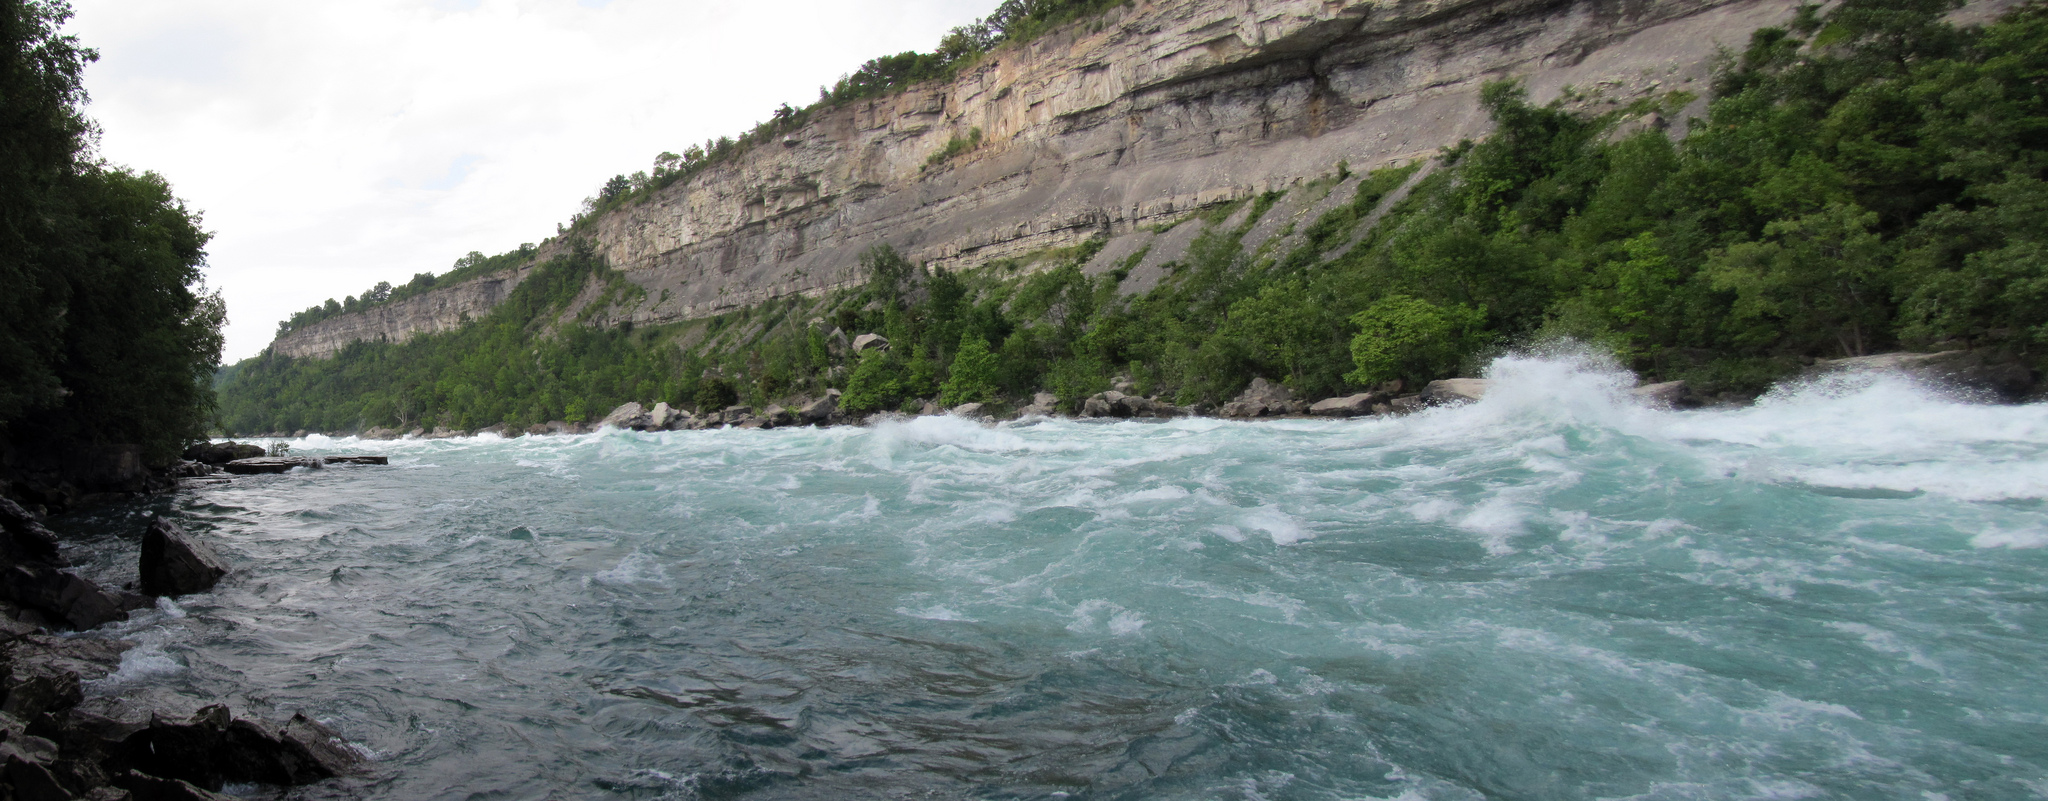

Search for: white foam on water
xmin=896 ymin=604 xmax=975 ymax=622
xmin=84 ymin=629 xmax=184 ymax=694
xmin=1241 ymin=505 xmax=1312 ymax=545
xmin=1971 ymin=528 xmax=2048 ymax=549
xmin=591 ymin=551 xmax=671 ymax=588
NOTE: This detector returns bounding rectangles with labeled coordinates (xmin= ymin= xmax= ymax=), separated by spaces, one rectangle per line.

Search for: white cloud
xmin=70 ymin=0 xmax=991 ymax=361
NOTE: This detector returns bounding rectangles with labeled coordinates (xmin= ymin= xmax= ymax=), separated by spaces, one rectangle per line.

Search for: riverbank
xmin=229 ymin=348 xmax=2040 ymax=442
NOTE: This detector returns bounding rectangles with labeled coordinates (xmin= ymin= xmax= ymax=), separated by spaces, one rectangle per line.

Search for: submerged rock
xmin=221 ymin=458 xmax=321 ymax=475
xmin=139 ymin=518 xmax=229 ymax=598
xmin=323 ymin=456 xmax=388 ymax=466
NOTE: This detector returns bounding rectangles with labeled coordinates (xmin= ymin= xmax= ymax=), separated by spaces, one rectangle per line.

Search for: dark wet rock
xmin=177 ymin=443 xmax=263 ymax=467
xmin=138 ymin=519 xmax=228 ymax=598
xmin=1 ymin=659 xmax=83 ymax=720
xmin=1812 ymin=349 xmax=2035 ymax=401
xmin=115 ymin=770 xmax=233 ymax=801
xmin=322 ymin=456 xmax=387 ymax=466
xmin=1422 ymin=379 xmax=1489 ymax=404
xmin=220 ymin=458 xmax=321 ymax=475
xmin=1388 ymin=394 xmax=1425 ymax=413
xmin=0 ymin=499 xmax=62 ymax=565
xmin=523 ymin=424 xmax=549 ymax=436
xmin=3 ymin=753 xmax=71 ymax=801
xmin=111 ymin=705 xmax=356 ymax=792
xmin=0 ymin=566 xmax=132 ymax=631
xmin=166 ymin=462 xmax=214 ymax=479
xmin=1309 ymin=393 xmax=1381 ymax=417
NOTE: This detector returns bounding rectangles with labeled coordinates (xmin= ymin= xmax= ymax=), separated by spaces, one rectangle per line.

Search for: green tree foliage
xmin=0 ymin=0 xmax=223 ymax=463
xmin=939 ymin=333 xmax=1000 ymax=407
xmin=1344 ymin=296 xmax=1487 ymax=388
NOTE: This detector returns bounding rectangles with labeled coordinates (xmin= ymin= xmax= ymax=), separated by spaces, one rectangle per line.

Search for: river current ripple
xmin=58 ymin=356 xmax=2048 ymax=799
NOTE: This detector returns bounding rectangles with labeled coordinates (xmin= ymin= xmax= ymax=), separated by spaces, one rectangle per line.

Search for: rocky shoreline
xmin=231 ymin=350 xmax=2041 ymax=442
xmin=0 ymin=500 xmax=362 ymax=800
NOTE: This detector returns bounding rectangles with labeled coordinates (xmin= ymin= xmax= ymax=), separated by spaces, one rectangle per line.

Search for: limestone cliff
xmin=272 ymin=0 xmax=1802 ymax=359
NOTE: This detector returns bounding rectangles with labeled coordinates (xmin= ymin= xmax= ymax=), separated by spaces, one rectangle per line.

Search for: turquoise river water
xmin=56 ymin=355 xmax=2048 ymax=799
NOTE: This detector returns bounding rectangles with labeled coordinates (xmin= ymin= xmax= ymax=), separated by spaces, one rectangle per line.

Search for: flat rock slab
xmin=221 ymin=458 xmax=323 ymax=475
xmin=323 ymin=456 xmax=388 ymax=465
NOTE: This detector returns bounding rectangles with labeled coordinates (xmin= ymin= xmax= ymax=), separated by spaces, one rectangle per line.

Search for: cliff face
xmin=270 ymin=268 xmax=532 ymax=359
xmin=273 ymin=0 xmax=1800 ymax=358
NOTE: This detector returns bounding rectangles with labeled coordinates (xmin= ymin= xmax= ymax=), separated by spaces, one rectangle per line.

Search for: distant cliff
xmin=273 ymin=0 xmax=1800 ymax=359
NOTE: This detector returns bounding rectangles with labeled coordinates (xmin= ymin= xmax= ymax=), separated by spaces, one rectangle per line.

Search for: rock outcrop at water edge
xmin=138 ymin=519 xmax=229 ymax=598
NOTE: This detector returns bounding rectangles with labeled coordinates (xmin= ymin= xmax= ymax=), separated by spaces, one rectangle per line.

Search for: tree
xmin=1345 ymin=295 xmax=1487 ymax=388
xmin=939 ymin=333 xmax=999 ymax=406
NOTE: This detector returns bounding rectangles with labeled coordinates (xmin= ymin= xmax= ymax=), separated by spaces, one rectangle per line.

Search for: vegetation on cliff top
xmin=0 ymin=0 xmax=224 ymax=464
xmin=218 ymin=0 xmax=2048 ymax=433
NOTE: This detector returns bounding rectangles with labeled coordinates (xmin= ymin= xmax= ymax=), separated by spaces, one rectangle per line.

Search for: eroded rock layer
xmin=273 ymin=0 xmax=1798 ymax=359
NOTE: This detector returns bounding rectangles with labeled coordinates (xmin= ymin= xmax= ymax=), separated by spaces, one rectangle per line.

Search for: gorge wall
xmin=272 ymin=0 xmax=1805 ymax=360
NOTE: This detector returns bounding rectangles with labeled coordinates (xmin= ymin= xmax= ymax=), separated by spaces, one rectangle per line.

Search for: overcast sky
xmin=69 ymin=0 xmax=991 ymax=362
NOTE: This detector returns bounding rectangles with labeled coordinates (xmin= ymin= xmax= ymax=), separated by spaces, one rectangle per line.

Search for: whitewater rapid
xmin=58 ymin=355 xmax=2048 ymax=799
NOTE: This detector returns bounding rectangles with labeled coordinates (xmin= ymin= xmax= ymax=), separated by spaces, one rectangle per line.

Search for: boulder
xmin=220 ymin=458 xmax=321 ymax=475
xmin=798 ymin=391 xmax=839 ymax=424
xmin=951 ymin=402 xmax=988 ymax=419
xmin=826 ymin=327 xmax=852 ymax=356
xmin=117 ymin=770 xmax=235 ymax=801
xmin=476 ymin=423 xmax=509 ymax=437
xmin=1021 ymin=392 xmax=1059 ymax=417
xmin=2 ymin=754 xmax=70 ymax=801
xmin=851 ymin=333 xmax=889 ymax=353
xmin=112 ymin=705 xmax=357 ymax=793
xmin=179 ymin=443 xmax=264 ymax=466
xmin=426 ymin=427 xmax=463 ymax=439
xmin=0 ymin=565 xmax=133 ymax=630
xmin=138 ymin=519 xmax=228 ymax=598
xmin=0 ymin=499 xmax=62 ymax=564
xmin=1220 ymin=378 xmax=1294 ymax=418
xmin=600 ymin=402 xmax=650 ymax=430
xmin=1309 ymin=393 xmax=1380 ymax=417
xmin=1812 ymin=350 xmax=2036 ymax=401
xmin=1080 ymin=393 xmax=1119 ymax=419
xmin=1388 ymin=395 xmax=1426 ymax=413
xmin=1 ymin=657 xmax=84 ymax=719
xmin=762 ymin=405 xmax=795 ymax=427
xmin=647 ymin=402 xmax=677 ymax=430
xmin=1422 ymin=379 xmax=1490 ymax=404
xmin=359 ymin=427 xmax=400 ymax=441
xmin=1630 ymin=380 xmax=1696 ymax=409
